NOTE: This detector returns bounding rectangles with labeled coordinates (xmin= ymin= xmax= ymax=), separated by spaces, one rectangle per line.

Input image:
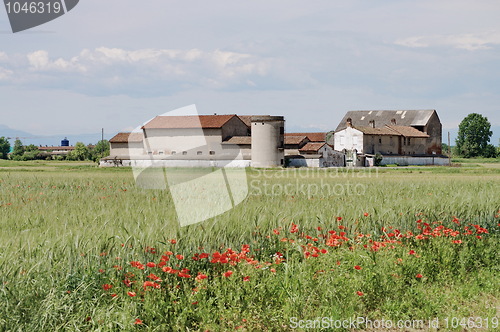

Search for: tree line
xmin=0 ymin=139 xmax=110 ymax=162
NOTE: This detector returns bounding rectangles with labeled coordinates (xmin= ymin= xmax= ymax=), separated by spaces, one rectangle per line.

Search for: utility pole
xmin=448 ymin=132 xmax=451 ymax=165
xmin=101 ymin=128 xmax=104 ymax=142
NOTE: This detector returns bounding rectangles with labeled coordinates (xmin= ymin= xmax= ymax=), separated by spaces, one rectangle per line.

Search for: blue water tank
xmin=61 ymin=138 xmax=69 ymax=146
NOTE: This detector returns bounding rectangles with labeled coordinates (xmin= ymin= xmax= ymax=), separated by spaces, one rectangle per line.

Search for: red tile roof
xmin=386 ymin=125 xmax=430 ymax=138
xmin=222 ymin=136 xmax=252 ymax=145
xmin=38 ymin=146 xmax=75 ymax=151
xmin=142 ymin=115 xmax=237 ymax=129
xmin=353 ymin=126 xmax=398 ymax=136
xmin=299 ymin=142 xmax=326 ymax=152
xmin=285 ymin=132 xmax=326 ymax=142
xmin=109 ymin=132 xmax=144 ymax=143
xmin=284 ymin=135 xmax=308 ymax=145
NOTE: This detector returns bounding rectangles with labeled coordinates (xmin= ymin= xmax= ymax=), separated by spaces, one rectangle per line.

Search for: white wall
xmin=334 ymin=127 xmax=364 ymax=153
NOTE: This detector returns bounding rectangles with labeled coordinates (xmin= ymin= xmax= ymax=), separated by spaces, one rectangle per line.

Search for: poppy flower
xmin=243 ymin=276 xmax=250 ymax=282
xmin=357 ymin=291 xmax=364 ymax=296
xmin=354 ymin=265 xmax=362 ymax=270
xmin=416 ymin=274 xmax=423 ymax=278
xmin=176 ymin=254 xmax=184 ymax=260
xmin=127 ymin=291 xmax=136 ymax=297
xmin=102 ymin=284 xmax=113 ymax=291
xmin=146 ymin=262 xmax=156 ymax=268
xmin=408 ymin=250 xmax=416 ymax=255
xmin=134 ymin=318 xmax=143 ymax=325
xmin=364 ymin=212 xmax=369 ymax=217
xmin=223 ymin=271 xmax=233 ymax=278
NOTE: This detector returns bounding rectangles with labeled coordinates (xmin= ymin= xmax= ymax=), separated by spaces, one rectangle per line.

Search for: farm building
xmin=333 ymin=110 xmax=448 ymax=166
xmin=102 ymin=115 xmax=286 ymax=168
xmin=284 ymin=132 xmax=344 ymax=167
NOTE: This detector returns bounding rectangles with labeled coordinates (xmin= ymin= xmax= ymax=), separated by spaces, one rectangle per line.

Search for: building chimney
xmin=391 ymin=118 xmax=397 ymax=125
xmin=369 ymin=120 xmax=375 ymax=128
xmin=346 ymin=117 xmax=352 ymax=127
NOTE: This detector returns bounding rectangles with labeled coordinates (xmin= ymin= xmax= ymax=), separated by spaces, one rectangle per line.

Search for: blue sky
xmin=0 ymin=0 xmax=499 ymax=144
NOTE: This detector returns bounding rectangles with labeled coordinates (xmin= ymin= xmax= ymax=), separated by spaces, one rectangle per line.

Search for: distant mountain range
xmin=0 ymin=124 xmax=112 ymax=147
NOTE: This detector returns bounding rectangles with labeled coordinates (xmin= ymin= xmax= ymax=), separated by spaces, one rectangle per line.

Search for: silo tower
xmin=251 ymin=116 xmax=285 ymax=168
xmin=61 ymin=137 xmax=69 ymax=147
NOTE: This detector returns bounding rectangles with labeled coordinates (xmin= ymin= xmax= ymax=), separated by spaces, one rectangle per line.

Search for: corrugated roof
xmin=299 ymin=142 xmax=326 ymax=152
xmin=222 ymin=136 xmax=251 ymax=145
xmin=386 ymin=125 xmax=430 ymax=138
xmin=285 ymin=135 xmax=308 ymax=145
xmin=335 ymin=110 xmax=436 ymax=132
xmin=142 ymin=115 xmax=236 ymax=129
xmin=285 ymin=132 xmax=326 ymax=142
xmin=109 ymin=132 xmax=144 ymax=143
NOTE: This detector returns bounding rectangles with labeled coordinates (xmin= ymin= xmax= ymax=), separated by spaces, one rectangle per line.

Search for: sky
xmin=0 ymin=0 xmax=499 ymax=144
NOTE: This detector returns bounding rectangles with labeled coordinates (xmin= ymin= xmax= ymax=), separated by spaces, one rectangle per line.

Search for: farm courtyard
xmin=0 ymin=161 xmax=499 ymax=331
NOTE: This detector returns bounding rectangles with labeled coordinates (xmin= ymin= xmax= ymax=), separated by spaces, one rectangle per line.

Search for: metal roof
xmin=335 ymin=110 xmax=437 ymax=132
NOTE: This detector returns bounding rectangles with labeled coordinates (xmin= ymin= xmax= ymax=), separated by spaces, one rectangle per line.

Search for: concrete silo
xmin=251 ymin=116 xmax=285 ymax=168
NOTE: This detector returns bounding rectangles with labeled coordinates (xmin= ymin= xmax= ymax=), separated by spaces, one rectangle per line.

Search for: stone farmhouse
xmin=333 ymin=110 xmax=448 ymax=166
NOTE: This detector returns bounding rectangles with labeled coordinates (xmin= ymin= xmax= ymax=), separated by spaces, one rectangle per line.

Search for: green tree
xmin=69 ymin=142 xmax=90 ymax=161
xmin=90 ymin=140 xmax=110 ymax=162
xmin=456 ymin=113 xmax=493 ymax=158
xmin=12 ymin=139 xmax=25 ymax=157
xmin=25 ymin=144 xmax=39 ymax=152
xmin=0 ymin=137 xmax=10 ymax=159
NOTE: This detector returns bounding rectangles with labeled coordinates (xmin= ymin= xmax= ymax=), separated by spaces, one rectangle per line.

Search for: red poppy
xmin=176 ymin=254 xmax=184 ymax=260
xmin=243 ymin=276 xmax=250 ymax=282
xmin=102 ymin=284 xmax=113 ymax=291
xmin=127 ymin=291 xmax=136 ymax=297
xmin=416 ymin=274 xmax=423 ymax=278
xmin=408 ymin=250 xmax=416 ymax=255
xmin=223 ymin=271 xmax=233 ymax=278
xmin=146 ymin=262 xmax=156 ymax=268
xmin=134 ymin=318 xmax=143 ymax=325
xmin=354 ymin=265 xmax=362 ymax=270
xmin=357 ymin=291 xmax=364 ymax=296
xmin=364 ymin=212 xmax=369 ymax=217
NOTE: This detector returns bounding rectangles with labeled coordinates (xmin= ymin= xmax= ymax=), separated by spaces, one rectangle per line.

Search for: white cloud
xmin=395 ymin=31 xmax=500 ymax=51
xmin=0 ymin=67 xmax=13 ymax=80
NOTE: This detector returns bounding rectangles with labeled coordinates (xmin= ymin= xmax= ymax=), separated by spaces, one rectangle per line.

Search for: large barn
xmin=333 ymin=110 xmax=448 ymax=166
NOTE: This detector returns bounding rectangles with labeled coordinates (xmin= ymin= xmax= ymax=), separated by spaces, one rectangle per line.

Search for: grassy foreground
xmin=0 ymin=163 xmax=499 ymax=331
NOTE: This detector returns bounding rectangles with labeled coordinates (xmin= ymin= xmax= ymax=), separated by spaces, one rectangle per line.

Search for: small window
xmin=182 ymin=151 xmax=187 ymax=155
xmin=147 ymin=151 xmax=152 ymax=155
xmin=197 ymin=151 xmax=202 ymax=155
xmin=408 ymin=138 xmax=411 ymax=145
xmin=172 ymin=151 xmax=176 ymax=155
xmin=209 ymin=151 xmax=215 ymax=155
xmin=379 ymin=138 xmax=382 ymax=144
xmin=279 ymin=126 xmax=284 ymax=134
xmin=280 ymin=159 xmax=284 ymax=165
xmin=159 ymin=151 xmax=164 ymax=155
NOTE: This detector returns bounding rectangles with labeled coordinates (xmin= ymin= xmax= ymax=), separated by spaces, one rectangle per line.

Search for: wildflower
xmin=195 ymin=273 xmax=208 ymax=282
xmin=243 ymin=276 xmax=250 ymax=282
xmin=134 ymin=318 xmax=143 ymax=325
xmin=452 ymin=240 xmax=462 ymax=244
xmin=270 ymin=268 xmax=276 ymax=273
xmin=147 ymin=273 xmax=162 ymax=281
xmin=170 ymin=239 xmax=177 ymax=244
xmin=357 ymin=291 xmax=364 ymax=296
xmin=336 ymin=217 xmax=342 ymax=221
xmin=354 ymin=265 xmax=362 ymax=270
xmin=290 ymin=223 xmax=299 ymax=233
xmin=416 ymin=274 xmax=423 ymax=278
xmin=110 ymin=293 xmax=118 ymax=298
xmin=146 ymin=262 xmax=156 ymax=268
xmin=223 ymin=271 xmax=233 ymax=278
xmin=364 ymin=212 xmax=369 ymax=217
xmin=127 ymin=292 xmax=136 ymax=297
xmin=102 ymin=284 xmax=113 ymax=291
xmin=176 ymin=254 xmax=184 ymax=260
xmin=408 ymin=250 xmax=416 ymax=255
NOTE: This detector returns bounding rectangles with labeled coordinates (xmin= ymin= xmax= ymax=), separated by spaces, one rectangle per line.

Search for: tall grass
xmin=0 ymin=166 xmax=499 ymax=330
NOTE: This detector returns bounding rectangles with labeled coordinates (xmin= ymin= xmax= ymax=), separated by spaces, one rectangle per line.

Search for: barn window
xmin=172 ymin=151 xmax=176 ymax=155
xmin=408 ymin=138 xmax=411 ymax=145
xmin=209 ymin=151 xmax=215 ymax=155
xmin=197 ymin=151 xmax=202 ymax=155
xmin=379 ymin=138 xmax=382 ymax=144
xmin=182 ymin=151 xmax=187 ymax=155
xmin=159 ymin=151 xmax=164 ymax=155
xmin=279 ymin=126 xmax=284 ymax=134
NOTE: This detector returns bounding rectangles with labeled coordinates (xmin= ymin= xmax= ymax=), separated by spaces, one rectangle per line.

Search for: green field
xmin=0 ymin=162 xmax=499 ymax=331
